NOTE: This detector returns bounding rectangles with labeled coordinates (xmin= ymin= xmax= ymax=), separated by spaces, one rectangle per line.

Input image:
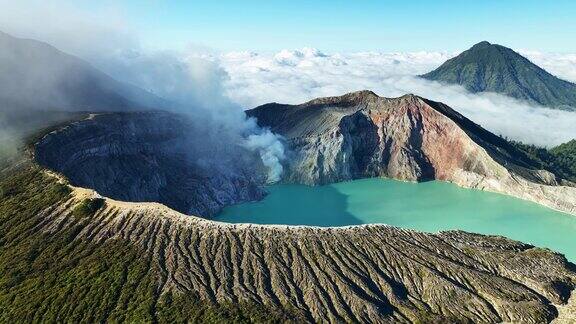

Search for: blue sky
xmin=79 ymin=0 xmax=576 ymax=53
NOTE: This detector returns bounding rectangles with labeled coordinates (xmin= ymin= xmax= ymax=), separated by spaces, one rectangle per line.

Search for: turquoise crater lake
xmin=215 ymin=178 xmax=576 ymax=261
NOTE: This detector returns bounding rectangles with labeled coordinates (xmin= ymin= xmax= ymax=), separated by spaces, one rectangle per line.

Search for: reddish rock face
xmin=368 ymin=97 xmax=466 ymax=181
xmin=247 ymin=90 xmax=576 ymax=215
xmin=248 ymin=91 xmax=499 ymax=183
xmin=372 ymin=96 xmax=490 ymax=182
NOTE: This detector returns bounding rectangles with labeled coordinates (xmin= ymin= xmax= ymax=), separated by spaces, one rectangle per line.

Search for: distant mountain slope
xmin=248 ymin=90 xmax=576 ymax=214
xmin=421 ymin=41 xmax=576 ymax=111
xmin=0 ymin=31 xmax=165 ymax=113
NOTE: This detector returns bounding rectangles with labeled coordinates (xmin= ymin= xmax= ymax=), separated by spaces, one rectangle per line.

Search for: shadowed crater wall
xmin=35 ymin=111 xmax=266 ymax=217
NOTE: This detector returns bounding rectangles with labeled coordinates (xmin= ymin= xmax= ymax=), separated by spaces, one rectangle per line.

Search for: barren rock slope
xmin=16 ymin=92 xmax=576 ymax=323
xmin=248 ymin=90 xmax=576 ymax=214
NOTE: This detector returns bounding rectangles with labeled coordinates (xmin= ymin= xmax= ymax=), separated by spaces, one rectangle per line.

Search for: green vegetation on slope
xmin=551 ymin=140 xmax=576 ymax=179
xmin=72 ymin=197 xmax=105 ymax=218
xmin=509 ymin=140 xmax=576 ymax=182
xmin=421 ymin=41 xmax=576 ymax=111
xmin=0 ymin=166 xmax=300 ymax=323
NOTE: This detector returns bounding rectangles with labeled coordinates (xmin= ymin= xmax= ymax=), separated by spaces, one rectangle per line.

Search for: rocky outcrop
xmin=248 ymin=90 xmax=576 ymax=215
xmin=37 ymin=188 xmax=576 ymax=323
xmin=33 ymin=92 xmax=576 ymax=216
xmin=35 ymin=112 xmax=266 ymax=217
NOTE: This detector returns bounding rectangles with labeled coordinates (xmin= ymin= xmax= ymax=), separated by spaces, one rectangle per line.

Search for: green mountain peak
xmin=472 ymin=40 xmax=492 ymax=47
xmin=421 ymin=42 xmax=576 ymax=111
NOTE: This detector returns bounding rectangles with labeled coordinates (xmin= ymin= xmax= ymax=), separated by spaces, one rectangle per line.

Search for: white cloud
xmin=217 ymin=48 xmax=576 ymax=147
xmin=520 ymin=50 xmax=576 ymax=83
xmin=0 ymin=0 xmax=574 ymax=150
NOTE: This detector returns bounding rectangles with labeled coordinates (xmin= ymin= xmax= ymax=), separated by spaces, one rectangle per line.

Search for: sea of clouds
xmin=1 ymin=0 xmax=575 ymax=152
xmin=212 ymin=48 xmax=576 ymax=147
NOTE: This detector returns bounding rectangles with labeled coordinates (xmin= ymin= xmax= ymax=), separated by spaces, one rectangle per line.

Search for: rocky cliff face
xmin=34 ymin=92 xmax=576 ymax=216
xmin=35 ymin=112 xmax=266 ymax=217
xmin=248 ymin=90 xmax=576 ymax=215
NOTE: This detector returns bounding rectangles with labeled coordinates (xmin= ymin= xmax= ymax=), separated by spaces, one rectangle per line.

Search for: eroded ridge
xmin=38 ymin=189 xmax=576 ymax=323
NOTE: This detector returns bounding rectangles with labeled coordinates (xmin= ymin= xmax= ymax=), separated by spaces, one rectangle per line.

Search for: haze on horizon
xmin=0 ymin=0 xmax=575 ymax=148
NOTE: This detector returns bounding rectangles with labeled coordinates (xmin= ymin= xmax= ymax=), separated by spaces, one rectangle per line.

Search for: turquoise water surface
xmin=215 ymin=178 xmax=576 ymax=261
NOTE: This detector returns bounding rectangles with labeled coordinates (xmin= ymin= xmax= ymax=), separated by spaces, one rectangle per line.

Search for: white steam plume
xmin=244 ymin=129 xmax=285 ymax=183
xmin=0 ymin=0 xmax=286 ymax=182
xmin=99 ymin=50 xmax=286 ymax=182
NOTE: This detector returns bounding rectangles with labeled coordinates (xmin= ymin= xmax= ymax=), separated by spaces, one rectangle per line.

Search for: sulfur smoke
xmin=0 ymin=0 xmax=286 ymax=182
xmin=98 ymin=50 xmax=287 ymax=183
